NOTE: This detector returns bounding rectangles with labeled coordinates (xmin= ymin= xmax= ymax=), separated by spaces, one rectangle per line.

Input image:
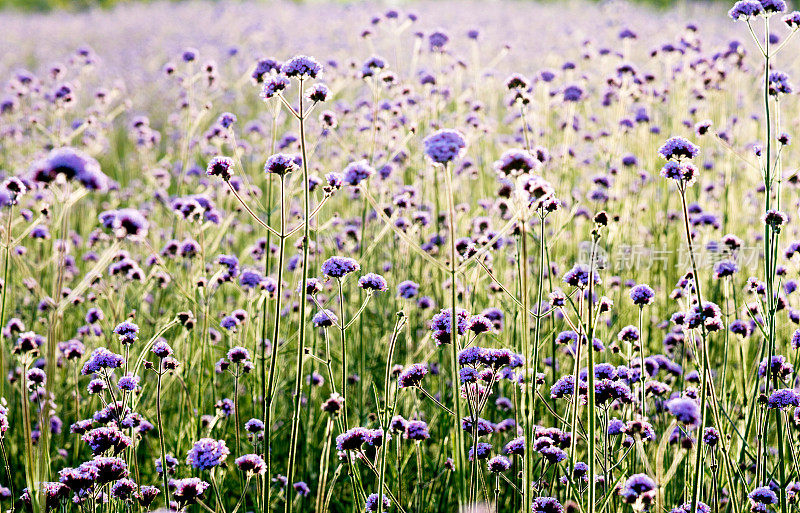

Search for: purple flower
xmin=312 ymin=309 xmax=338 ymax=328
xmin=59 ymin=463 xmax=98 ymax=492
xmin=261 ymin=76 xmax=290 ymax=100
xmin=155 ymin=454 xmax=178 ymax=474
xmin=294 ymin=481 xmax=311 ymax=497
xmin=171 ymin=477 xmax=209 ymax=504
xmin=563 ymin=85 xmax=584 ymax=102
xmin=30 ymin=147 xmax=110 ymax=192
xmin=423 ymin=129 xmax=466 ymax=164
xmin=563 ymin=264 xmax=600 ymax=288
xmin=503 ymin=436 xmax=525 ymax=455
xmin=99 ymin=209 xmax=148 ymax=239
xmin=658 ymin=137 xmax=699 ymax=161
xmin=487 ymin=455 xmax=511 ymax=473
xmin=761 ymin=0 xmax=787 ymax=14
xmin=405 ymin=420 xmax=430 ymax=441
xmin=767 ymin=388 xmax=799 ymax=409
xmin=235 ymin=454 xmax=266 ymax=475
xmin=336 ymin=427 xmax=370 ymax=451
xmin=113 ymin=321 xmax=139 ymax=345
xmin=784 ymin=10 xmax=800 ymax=26
xmin=532 ymin=497 xmax=563 ymax=513
xmin=620 ymin=473 xmax=656 ymax=504
xmin=749 ymin=486 xmax=779 ymax=507
xmin=82 ymin=348 xmax=124 ymax=375
xmin=321 ymin=256 xmax=360 ymax=278
xmin=430 ymin=308 xmax=470 ymax=345
xmin=398 ymin=363 xmax=428 ymax=388
xmin=365 ymin=493 xmax=390 ymax=513
xmin=666 ymin=397 xmax=701 ymax=425
xmin=137 ymin=485 xmax=159 ymax=507
xmin=306 ymin=83 xmax=329 ymax=102
xmin=713 ymin=260 xmax=739 ymax=279
xmin=21 ymin=482 xmax=69 ymax=510
xmin=252 ymin=58 xmax=282 ymax=83
xmin=730 ymin=0 xmax=764 ymax=18
xmin=358 ymin=273 xmax=388 ymax=292
xmin=206 ymin=156 xmax=234 ymax=180
xmin=630 ymin=284 xmax=655 ymax=306
xmin=468 ymin=442 xmax=492 ymax=460
xmin=152 ymin=340 xmax=173 ymax=358
xmin=117 ymin=374 xmax=140 ymax=392
xmin=245 ymin=418 xmax=265 ymax=433
xmin=227 ymin=346 xmax=250 ymax=364
xmin=110 ymin=478 xmax=137 ymax=500
xmin=82 ymin=426 xmax=132 ymax=455
xmin=342 ymin=160 xmax=375 ymax=186
xmin=265 ymin=153 xmax=301 ymax=175
xmin=494 ymin=149 xmax=538 ymax=176
xmin=187 ymin=438 xmax=230 ymax=470
xmin=428 ymin=30 xmax=449 ymax=51
xmin=281 ymin=55 xmax=323 ymax=79
xmin=702 ymin=427 xmax=720 ymax=447
xmin=88 ymin=456 xmax=129 ymax=484
xmin=397 ymin=280 xmax=419 ymax=298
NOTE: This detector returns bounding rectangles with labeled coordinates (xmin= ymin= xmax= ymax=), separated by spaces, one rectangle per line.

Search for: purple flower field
xmin=2 ymin=1 xmax=800 ymax=512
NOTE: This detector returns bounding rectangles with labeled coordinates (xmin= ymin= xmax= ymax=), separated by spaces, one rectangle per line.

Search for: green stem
xmin=443 ymin=162 xmax=466 ymax=508
xmin=285 ymin=77 xmax=311 ymax=513
xmin=156 ymin=367 xmax=170 ymax=506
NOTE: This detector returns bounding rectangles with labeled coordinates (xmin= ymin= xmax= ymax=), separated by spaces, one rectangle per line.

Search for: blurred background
xmin=0 ymin=0 xmax=720 ymax=12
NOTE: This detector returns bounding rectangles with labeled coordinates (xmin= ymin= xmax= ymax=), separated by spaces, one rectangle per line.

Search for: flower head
xmin=206 ymin=156 xmax=234 ymax=180
xmin=187 ymin=438 xmax=230 ymax=470
xmin=658 ymin=137 xmax=700 ymax=161
xmin=321 ymin=256 xmax=360 ymax=278
xmin=423 ymin=129 xmax=466 ymax=164
xmin=281 ymin=55 xmax=323 ymax=78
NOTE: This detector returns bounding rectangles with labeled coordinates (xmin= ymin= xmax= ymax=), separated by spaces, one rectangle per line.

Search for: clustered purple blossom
xmin=186 ymin=438 xmax=230 ymax=470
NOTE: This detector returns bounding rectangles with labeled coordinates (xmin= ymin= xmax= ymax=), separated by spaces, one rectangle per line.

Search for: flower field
xmin=1 ymin=1 xmax=800 ymax=512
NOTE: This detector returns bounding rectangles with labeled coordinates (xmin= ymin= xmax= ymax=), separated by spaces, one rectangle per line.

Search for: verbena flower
xmin=82 ymin=348 xmax=124 ymax=375
xmin=358 ymin=273 xmax=388 ymax=292
xmin=767 ymin=388 xmax=799 ymax=409
xmin=30 ymin=147 xmax=110 ymax=192
xmin=312 ymin=309 xmax=338 ymax=328
xmin=405 ymin=420 xmax=430 ymax=441
xmin=620 ymin=473 xmax=657 ymax=504
xmin=398 ymin=363 xmax=428 ymax=388
xmin=281 ymin=55 xmax=322 ymax=78
xmin=235 ymin=454 xmax=266 ymax=475
xmin=423 ymin=129 xmax=466 ymax=164
xmin=321 ymin=256 xmax=360 ymax=278
xmin=666 ymin=397 xmax=701 ymax=425
xmin=265 ymin=153 xmax=300 ymax=176
xmin=187 ymin=438 xmax=230 ymax=470
xmin=342 ymin=160 xmax=375 ymax=186
xmin=487 ymin=455 xmax=511 ymax=473
xmin=532 ymin=497 xmax=563 ymax=513
xmin=630 ymin=284 xmax=655 ymax=306
xmin=729 ymin=0 xmax=764 ymax=19
xmin=658 ymin=137 xmax=700 ymax=161
xmin=113 ymin=321 xmax=139 ymax=345
xmin=365 ymin=493 xmax=390 ymax=513
xmin=261 ymin=76 xmax=290 ymax=100
xmin=206 ymin=156 xmax=234 ymax=180
xmin=171 ymin=477 xmax=209 ymax=504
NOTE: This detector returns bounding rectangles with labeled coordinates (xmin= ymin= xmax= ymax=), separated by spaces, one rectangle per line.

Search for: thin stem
xmin=156 ymin=367 xmax=170 ymax=506
xmin=443 ymin=161 xmax=467 ymax=509
xmin=286 ymin=76 xmax=311 ymax=513
xmin=0 ymin=203 xmax=12 ymax=399
xmin=264 ymin=178 xmax=287 ymax=513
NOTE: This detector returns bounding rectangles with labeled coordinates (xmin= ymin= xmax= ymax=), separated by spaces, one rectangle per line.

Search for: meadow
xmin=0 ymin=1 xmax=799 ymax=512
